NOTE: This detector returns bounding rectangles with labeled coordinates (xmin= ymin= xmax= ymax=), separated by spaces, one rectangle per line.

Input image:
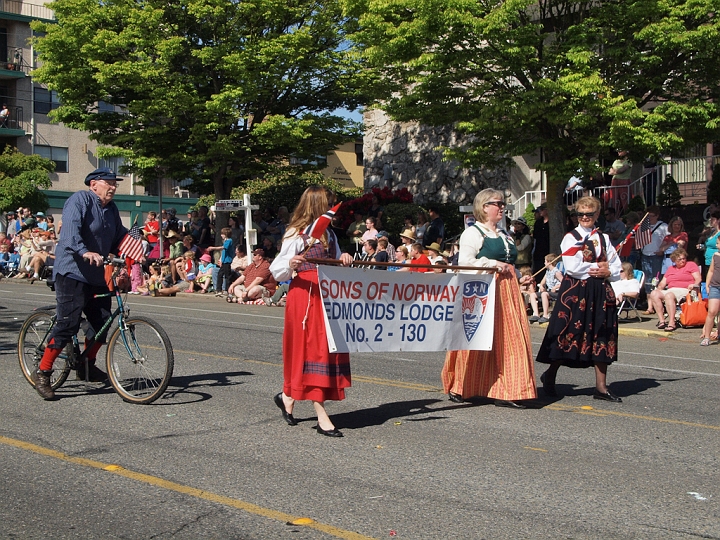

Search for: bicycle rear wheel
xmin=17 ymin=311 xmax=72 ymax=390
xmin=106 ymin=316 xmax=174 ymax=404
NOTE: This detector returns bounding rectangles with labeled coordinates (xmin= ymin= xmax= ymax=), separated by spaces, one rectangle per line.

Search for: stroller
xmin=0 ymin=252 xmax=21 ymax=277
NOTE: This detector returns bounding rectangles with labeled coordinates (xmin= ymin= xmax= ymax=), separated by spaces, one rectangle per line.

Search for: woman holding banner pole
xmin=535 ymin=196 xmax=623 ymax=402
xmin=441 ymin=189 xmax=537 ymax=408
xmin=269 ymin=186 xmax=354 ymax=437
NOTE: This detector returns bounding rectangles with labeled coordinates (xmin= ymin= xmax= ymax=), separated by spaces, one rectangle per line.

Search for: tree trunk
xmin=545 ymin=175 xmax=567 ymax=254
xmin=212 ymin=167 xmax=231 ymax=246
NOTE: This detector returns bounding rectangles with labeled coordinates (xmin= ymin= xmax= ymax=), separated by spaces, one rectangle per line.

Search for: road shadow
xmin=546 ymin=376 xmax=686 ymax=400
xmin=159 ymin=371 xmax=256 ymax=403
xmin=329 ymin=398 xmax=480 ymax=430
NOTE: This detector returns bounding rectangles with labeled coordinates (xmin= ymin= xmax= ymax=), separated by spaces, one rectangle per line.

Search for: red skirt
xmin=283 ymin=269 xmax=351 ymax=402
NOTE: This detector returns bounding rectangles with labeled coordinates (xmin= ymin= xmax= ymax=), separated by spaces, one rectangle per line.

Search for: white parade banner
xmin=318 ymin=266 xmax=496 ymax=353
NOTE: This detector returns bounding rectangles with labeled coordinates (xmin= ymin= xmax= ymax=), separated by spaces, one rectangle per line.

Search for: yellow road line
xmin=0 ymin=435 xmax=375 ymax=540
xmin=545 ymin=403 xmax=720 ymax=430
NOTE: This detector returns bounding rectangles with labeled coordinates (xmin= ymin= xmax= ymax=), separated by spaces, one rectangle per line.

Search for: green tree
xmin=32 ymin=0 xmax=364 ymax=227
xmin=657 ymin=175 xmax=682 ymax=207
xmin=0 ymin=148 xmax=54 ymax=212
xmin=348 ymin=0 xmax=720 ymax=249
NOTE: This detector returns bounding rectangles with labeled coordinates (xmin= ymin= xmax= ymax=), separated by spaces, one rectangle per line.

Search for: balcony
xmin=0 ymin=104 xmax=25 ymax=137
xmin=0 ymin=0 xmax=54 ymax=22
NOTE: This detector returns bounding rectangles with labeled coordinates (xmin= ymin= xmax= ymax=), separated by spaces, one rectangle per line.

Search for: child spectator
xmin=518 ymin=265 xmax=541 ymax=322
xmin=206 ymin=227 xmax=233 ymax=296
xmin=192 ymin=253 xmax=216 ymax=293
xmin=538 ymin=253 xmax=564 ymax=324
xmin=177 ymin=250 xmax=197 ymax=283
xmin=701 ymin=236 xmax=720 ymax=346
xmin=611 ymin=262 xmax=641 ymax=304
xmin=0 ymin=242 xmax=11 ymax=277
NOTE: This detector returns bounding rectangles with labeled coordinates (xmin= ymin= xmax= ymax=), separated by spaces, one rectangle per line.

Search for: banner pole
xmin=306 ymin=257 xmax=498 ymax=272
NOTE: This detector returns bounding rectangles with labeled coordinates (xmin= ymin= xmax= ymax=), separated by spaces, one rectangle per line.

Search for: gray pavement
xmin=1 ymin=277 xmax=718 ymax=539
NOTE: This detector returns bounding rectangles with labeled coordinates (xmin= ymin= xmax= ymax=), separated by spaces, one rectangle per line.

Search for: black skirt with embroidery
xmin=535 ymin=275 xmax=618 ymax=368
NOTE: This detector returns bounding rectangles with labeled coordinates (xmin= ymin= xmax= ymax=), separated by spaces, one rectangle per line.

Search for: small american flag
xmin=303 ymin=202 xmax=341 ymax=240
xmin=118 ymin=223 xmax=145 ymax=262
xmin=634 ymin=214 xmax=654 ymax=249
xmin=562 ymin=228 xmax=599 ymax=256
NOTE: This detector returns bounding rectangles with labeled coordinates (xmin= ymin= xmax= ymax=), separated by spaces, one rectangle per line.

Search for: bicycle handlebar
xmin=104 ymin=256 xmax=126 ymax=267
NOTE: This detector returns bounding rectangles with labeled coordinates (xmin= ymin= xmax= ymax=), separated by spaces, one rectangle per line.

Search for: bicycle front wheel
xmin=106 ymin=316 xmax=174 ymax=404
xmin=17 ymin=311 xmax=72 ymax=390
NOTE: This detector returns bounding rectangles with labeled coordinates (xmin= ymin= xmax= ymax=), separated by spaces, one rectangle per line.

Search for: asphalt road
xmin=0 ymin=280 xmax=718 ymax=539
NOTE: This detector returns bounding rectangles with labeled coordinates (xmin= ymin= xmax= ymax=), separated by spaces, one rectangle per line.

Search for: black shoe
xmin=540 ymin=371 xmax=558 ymax=397
xmin=448 ymin=392 xmax=464 ymax=403
xmin=593 ymin=389 xmax=622 ymax=403
xmin=314 ymin=425 xmax=343 ymax=437
xmin=76 ymin=363 xmax=108 ymax=382
xmin=494 ymin=400 xmax=527 ymax=409
xmin=32 ymin=369 xmax=56 ymax=400
xmin=273 ymin=392 xmax=297 ymax=426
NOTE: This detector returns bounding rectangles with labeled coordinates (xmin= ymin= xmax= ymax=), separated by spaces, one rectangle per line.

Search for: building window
xmin=35 ymin=145 xmax=68 ymax=173
xmin=99 ymin=155 xmax=125 ymax=173
xmin=34 ymin=87 xmax=60 ymax=114
xmin=355 ymin=143 xmax=363 ymax=166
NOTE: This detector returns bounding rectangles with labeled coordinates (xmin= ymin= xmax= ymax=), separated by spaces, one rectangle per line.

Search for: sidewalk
xmin=2 ymin=277 xmax=703 ymax=342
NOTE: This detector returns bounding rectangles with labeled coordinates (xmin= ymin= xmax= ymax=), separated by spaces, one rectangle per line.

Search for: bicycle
xmin=17 ymin=257 xmax=174 ymax=404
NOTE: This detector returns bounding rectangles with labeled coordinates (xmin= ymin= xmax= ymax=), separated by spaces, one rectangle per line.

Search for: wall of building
xmin=320 ymin=140 xmax=363 ymax=189
xmin=362 ymin=109 xmax=525 ymax=205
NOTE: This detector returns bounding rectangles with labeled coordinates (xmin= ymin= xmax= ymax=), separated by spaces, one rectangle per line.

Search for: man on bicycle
xmin=32 ymin=167 xmax=129 ymax=400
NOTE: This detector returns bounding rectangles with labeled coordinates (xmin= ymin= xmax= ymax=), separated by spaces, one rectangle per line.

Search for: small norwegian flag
xmin=303 ymin=202 xmax=341 ymax=240
xmin=118 ymin=223 xmax=145 ymax=262
xmin=562 ymin=228 xmax=599 ymax=256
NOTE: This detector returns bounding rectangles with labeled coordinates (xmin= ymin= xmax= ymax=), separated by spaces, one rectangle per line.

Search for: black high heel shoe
xmin=540 ymin=371 xmax=558 ymax=397
xmin=314 ymin=425 xmax=343 ymax=437
xmin=273 ymin=393 xmax=298 ymax=426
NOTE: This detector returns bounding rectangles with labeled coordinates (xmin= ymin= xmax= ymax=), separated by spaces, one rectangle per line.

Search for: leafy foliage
xmin=334 ymin=185 xmax=413 ymax=230
xmin=32 ymin=0 xmax=364 ymax=204
xmin=350 ymin=0 xmax=720 ymax=248
xmin=523 ymin=203 xmax=537 ymax=231
xmin=196 ymin=166 xmax=359 ymax=216
xmin=657 ymin=175 xmax=682 ymax=207
xmin=627 ymin=195 xmax=647 ymax=214
xmin=0 ymin=148 xmax=54 ymax=212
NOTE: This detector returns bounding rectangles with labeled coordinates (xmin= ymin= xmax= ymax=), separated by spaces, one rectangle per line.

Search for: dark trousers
xmin=48 ymin=274 xmax=112 ymax=349
xmin=217 ymin=262 xmax=232 ymax=292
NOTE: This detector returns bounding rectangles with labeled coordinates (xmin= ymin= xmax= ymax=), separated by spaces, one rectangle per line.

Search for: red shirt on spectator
xmin=410 ymin=253 xmax=431 ymax=272
xmin=244 ymin=258 xmax=277 ymax=293
xmin=144 ymin=219 xmax=160 ymax=244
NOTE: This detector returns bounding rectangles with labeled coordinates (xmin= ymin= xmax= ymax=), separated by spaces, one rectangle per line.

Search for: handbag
xmin=679 ymin=293 xmax=708 ymax=328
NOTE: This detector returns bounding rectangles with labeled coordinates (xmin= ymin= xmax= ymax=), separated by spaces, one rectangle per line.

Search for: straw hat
xmin=399 ymin=228 xmax=416 ymax=241
xmin=427 ymin=242 xmax=442 ymax=254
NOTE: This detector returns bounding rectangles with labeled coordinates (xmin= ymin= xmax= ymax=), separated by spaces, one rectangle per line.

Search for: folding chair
xmin=617 ymin=269 xmax=645 ymax=321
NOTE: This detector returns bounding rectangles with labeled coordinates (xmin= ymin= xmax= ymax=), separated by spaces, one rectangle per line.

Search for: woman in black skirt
xmin=536 ymin=196 xmax=623 ymax=402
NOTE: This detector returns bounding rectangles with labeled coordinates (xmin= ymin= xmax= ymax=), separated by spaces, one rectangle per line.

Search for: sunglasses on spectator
xmin=577 ymin=211 xmax=596 ymax=218
xmin=484 ymin=201 xmax=506 ymax=208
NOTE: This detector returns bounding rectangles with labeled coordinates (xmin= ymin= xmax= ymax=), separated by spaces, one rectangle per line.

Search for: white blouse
xmin=561 ymin=225 xmax=622 ymax=281
xmin=457 ymin=222 xmax=513 ymax=270
xmin=269 ymin=228 xmax=342 ymax=282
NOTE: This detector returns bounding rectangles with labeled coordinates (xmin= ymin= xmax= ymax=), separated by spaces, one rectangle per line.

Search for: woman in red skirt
xmin=269 ymin=186 xmax=354 ymax=437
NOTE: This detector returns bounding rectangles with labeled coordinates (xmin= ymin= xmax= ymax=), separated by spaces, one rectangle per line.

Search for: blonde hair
xmin=286 ymin=185 xmax=334 ymax=247
xmin=574 ymin=196 xmax=601 ymax=213
xmin=545 ymin=253 xmax=557 ymax=263
xmin=621 ymin=262 xmax=635 ymax=278
xmin=472 ymin=188 xmax=505 ymax=223
xmin=518 ymin=265 xmax=532 ymax=277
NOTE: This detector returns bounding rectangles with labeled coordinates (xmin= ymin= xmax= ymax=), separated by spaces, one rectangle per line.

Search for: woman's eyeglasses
xmin=576 ymin=211 xmax=596 ymax=218
xmin=484 ymin=201 xmax=506 ymax=208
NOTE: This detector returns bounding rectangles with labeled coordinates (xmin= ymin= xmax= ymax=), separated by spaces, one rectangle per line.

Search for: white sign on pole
xmin=216 ymin=196 xmax=259 ymax=264
xmin=318 ymin=266 xmax=496 ymax=353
